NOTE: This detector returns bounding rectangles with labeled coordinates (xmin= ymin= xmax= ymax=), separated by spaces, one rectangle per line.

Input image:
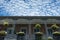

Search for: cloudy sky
xmin=0 ymin=0 xmax=60 ymax=16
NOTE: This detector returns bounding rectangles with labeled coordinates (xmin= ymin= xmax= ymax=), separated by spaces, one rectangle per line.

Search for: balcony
xmin=4 ymin=34 xmax=47 ymax=40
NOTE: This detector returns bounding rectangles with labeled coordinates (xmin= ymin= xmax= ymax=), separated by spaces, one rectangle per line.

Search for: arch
xmin=31 ymin=19 xmax=44 ymax=24
xmin=16 ymin=19 xmax=29 ymax=24
xmin=47 ymin=19 xmax=59 ymax=24
xmin=0 ymin=19 xmax=14 ymax=24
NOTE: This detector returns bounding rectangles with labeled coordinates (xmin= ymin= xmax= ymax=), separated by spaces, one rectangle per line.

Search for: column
xmin=44 ymin=23 xmax=48 ymax=40
xmin=12 ymin=20 xmax=16 ymax=34
xmin=29 ymin=21 xmax=31 ymax=40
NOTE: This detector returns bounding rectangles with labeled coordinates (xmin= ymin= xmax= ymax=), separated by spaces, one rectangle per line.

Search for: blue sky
xmin=0 ymin=0 xmax=60 ymax=16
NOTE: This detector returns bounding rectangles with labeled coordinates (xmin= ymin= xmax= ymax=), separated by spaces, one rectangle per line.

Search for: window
xmin=34 ymin=29 xmax=40 ymax=32
xmin=34 ymin=29 xmax=40 ymax=40
xmin=7 ymin=27 xmax=13 ymax=34
xmin=48 ymin=29 xmax=52 ymax=36
xmin=8 ymin=29 xmax=12 ymax=34
xmin=21 ymin=29 xmax=26 ymax=34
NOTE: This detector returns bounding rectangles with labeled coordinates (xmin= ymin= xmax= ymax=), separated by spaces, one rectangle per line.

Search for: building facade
xmin=0 ymin=16 xmax=60 ymax=40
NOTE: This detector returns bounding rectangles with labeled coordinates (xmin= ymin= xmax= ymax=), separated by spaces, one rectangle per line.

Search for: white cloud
xmin=0 ymin=0 xmax=60 ymax=16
